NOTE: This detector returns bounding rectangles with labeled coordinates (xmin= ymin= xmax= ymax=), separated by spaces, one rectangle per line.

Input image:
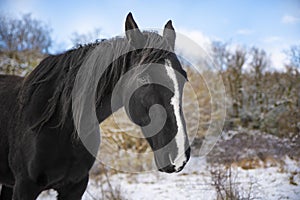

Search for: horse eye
xmin=137 ymin=75 xmax=150 ymax=84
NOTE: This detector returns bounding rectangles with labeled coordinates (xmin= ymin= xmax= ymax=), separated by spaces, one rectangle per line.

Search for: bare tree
xmin=212 ymin=41 xmax=229 ymax=72
xmin=0 ymin=13 xmax=51 ymax=75
xmin=0 ymin=13 xmax=52 ymax=53
xmin=249 ymin=47 xmax=269 ymax=115
xmin=285 ymin=45 xmax=300 ymax=75
xmin=226 ymin=47 xmax=247 ymax=118
xmin=71 ymin=28 xmax=102 ymax=46
xmin=212 ymin=42 xmax=248 ymax=124
xmin=284 ymin=45 xmax=300 ymax=135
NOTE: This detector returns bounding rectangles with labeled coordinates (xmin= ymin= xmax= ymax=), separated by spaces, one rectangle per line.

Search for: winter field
xmin=37 ymin=130 xmax=300 ymax=200
xmin=38 ymin=157 xmax=300 ymax=200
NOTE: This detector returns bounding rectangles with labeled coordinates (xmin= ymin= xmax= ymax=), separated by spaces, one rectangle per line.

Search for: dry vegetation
xmin=1 ymin=13 xmax=300 ymax=200
xmin=0 ymin=14 xmax=50 ymax=75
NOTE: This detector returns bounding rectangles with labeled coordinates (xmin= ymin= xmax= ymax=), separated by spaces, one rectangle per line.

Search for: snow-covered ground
xmin=37 ymin=155 xmax=300 ymax=200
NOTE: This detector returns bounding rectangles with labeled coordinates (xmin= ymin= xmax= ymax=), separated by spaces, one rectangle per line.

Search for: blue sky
xmin=1 ymin=0 xmax=300 ymax=69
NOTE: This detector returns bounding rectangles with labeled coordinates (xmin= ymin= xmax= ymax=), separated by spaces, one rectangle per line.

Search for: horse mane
xmin=19 ymin=31 xmax=172 ymax=133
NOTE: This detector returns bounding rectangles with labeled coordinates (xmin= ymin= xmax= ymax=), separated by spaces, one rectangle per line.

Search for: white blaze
xmin=165 ymin=59 xmax=186 ymax=170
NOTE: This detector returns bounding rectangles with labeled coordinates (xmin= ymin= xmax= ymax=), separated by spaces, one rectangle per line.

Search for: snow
xmin=37 ymin=156 xmax=300 ymax=200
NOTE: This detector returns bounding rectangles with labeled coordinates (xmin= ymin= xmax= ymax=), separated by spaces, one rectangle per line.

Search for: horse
xmin=0 ymin=13 xmax=190 ymax=199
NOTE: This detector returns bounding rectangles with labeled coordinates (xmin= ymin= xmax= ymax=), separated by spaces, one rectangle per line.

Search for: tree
xmin=249 ymin=47 xmax=269 ymax=114
xmin=285 ymin=45 xmax=300 ymax=74
xmin=0 ymin=14 xmax=51 ymax=75
xmin=212 ymin=42 xmax=247 ymax=119
xmin=0 ymin=13 xmax=52 ymax=53
xmin=212 ymin=41 xmax=229 ymax=72
xmin=71 ymin=28 xmax=102 ymax=46
xmin=226 ymin=46 xmax=247 ymax=118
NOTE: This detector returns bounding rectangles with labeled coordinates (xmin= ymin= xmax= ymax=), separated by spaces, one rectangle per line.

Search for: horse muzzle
xmin=156 ymin=146 xmax=190 ymax=173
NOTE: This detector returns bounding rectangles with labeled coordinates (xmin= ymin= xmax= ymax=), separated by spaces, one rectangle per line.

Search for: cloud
xmin=175 ymin=29 xmax=213 ymax=64
xmin=174 ymin=29 xmax=290 ymax=71
xmin=263 ymin=36 xmax=282 ymax=43
xmin=281 ymin=15 xmax=300 ymax=24
xmin=269 ymin=49 xmax=287 ymax=71
xmin=178 ymin=29 xmax=212 ymax=48
xmin=236 ymin=29 xmax=254 ymax=35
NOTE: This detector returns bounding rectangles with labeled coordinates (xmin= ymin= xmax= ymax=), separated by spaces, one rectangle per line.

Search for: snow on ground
xmin=37 ymin=156 xmax=300 ymax=200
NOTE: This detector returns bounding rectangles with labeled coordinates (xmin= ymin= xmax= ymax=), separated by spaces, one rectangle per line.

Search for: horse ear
xmin=163 ymin=20 xmax=176 ymax=50
xmin=125 ymin=12 xmax=145 ymax=49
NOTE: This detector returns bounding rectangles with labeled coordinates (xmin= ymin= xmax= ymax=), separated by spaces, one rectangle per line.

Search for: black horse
xmin=0 ymin=13 xmax=190 ymax=199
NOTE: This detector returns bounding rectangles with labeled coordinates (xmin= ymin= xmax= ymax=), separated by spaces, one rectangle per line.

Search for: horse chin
xmin=158 ymin=164 xmax=176 ymax=173
xmin=158 ymin=165 xmax=183 ymax=174
xmin=157 ymin=163 xmax=187 ymax=173
xmin=154 ymin=154 xmax=187 ymax=173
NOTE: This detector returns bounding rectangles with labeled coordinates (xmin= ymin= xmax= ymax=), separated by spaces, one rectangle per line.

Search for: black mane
xmin=19 ymin=32 xmax=172 ymax=132
xmin=18 ymin=41 xmax=98 ymax=130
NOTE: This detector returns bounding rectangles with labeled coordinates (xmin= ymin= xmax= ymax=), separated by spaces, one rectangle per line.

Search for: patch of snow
xmin=37 ymin=156 xmax=300 ymax=199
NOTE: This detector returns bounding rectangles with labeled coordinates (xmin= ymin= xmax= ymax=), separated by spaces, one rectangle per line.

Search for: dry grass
xmin=210 ymin=165 xmax=258 ymax=200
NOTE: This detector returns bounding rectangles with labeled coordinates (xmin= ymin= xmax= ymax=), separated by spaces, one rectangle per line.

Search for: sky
xmin=1 ymin=0 xmax=300 ymax=70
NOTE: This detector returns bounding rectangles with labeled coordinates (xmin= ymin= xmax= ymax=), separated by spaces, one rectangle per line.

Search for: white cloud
xmin=262 ymin=44 xmax=289 ymax=71
xmin=236 ymin=29 xmax=254 ymax=35
xmin=175 ymin=29 xmax=213 ymax=64
xmin=269 ymin=49 xmax=287 ymax=71
xmin=175 ymin=29 xmax=291 ymax=71
xmin=178 ymin=29 xmax=212 ymax=49
xmin=281 ymin=15 xmax=300 ymax=24
xmin=263 ymin=36 xmax=282 ymax=43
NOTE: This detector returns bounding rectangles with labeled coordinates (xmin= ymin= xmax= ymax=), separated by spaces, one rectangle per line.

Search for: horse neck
xmin=94 ymin=53 xmax=133 ymax=123
xmin=95 ymin=93 xmax=116 ymax=123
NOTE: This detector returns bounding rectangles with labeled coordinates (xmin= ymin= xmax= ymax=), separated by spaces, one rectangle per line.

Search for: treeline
xmin=0 ymin=13 xmax=100 ymax=75
xmin=212 ymin=42 xmax=300 ymax=137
